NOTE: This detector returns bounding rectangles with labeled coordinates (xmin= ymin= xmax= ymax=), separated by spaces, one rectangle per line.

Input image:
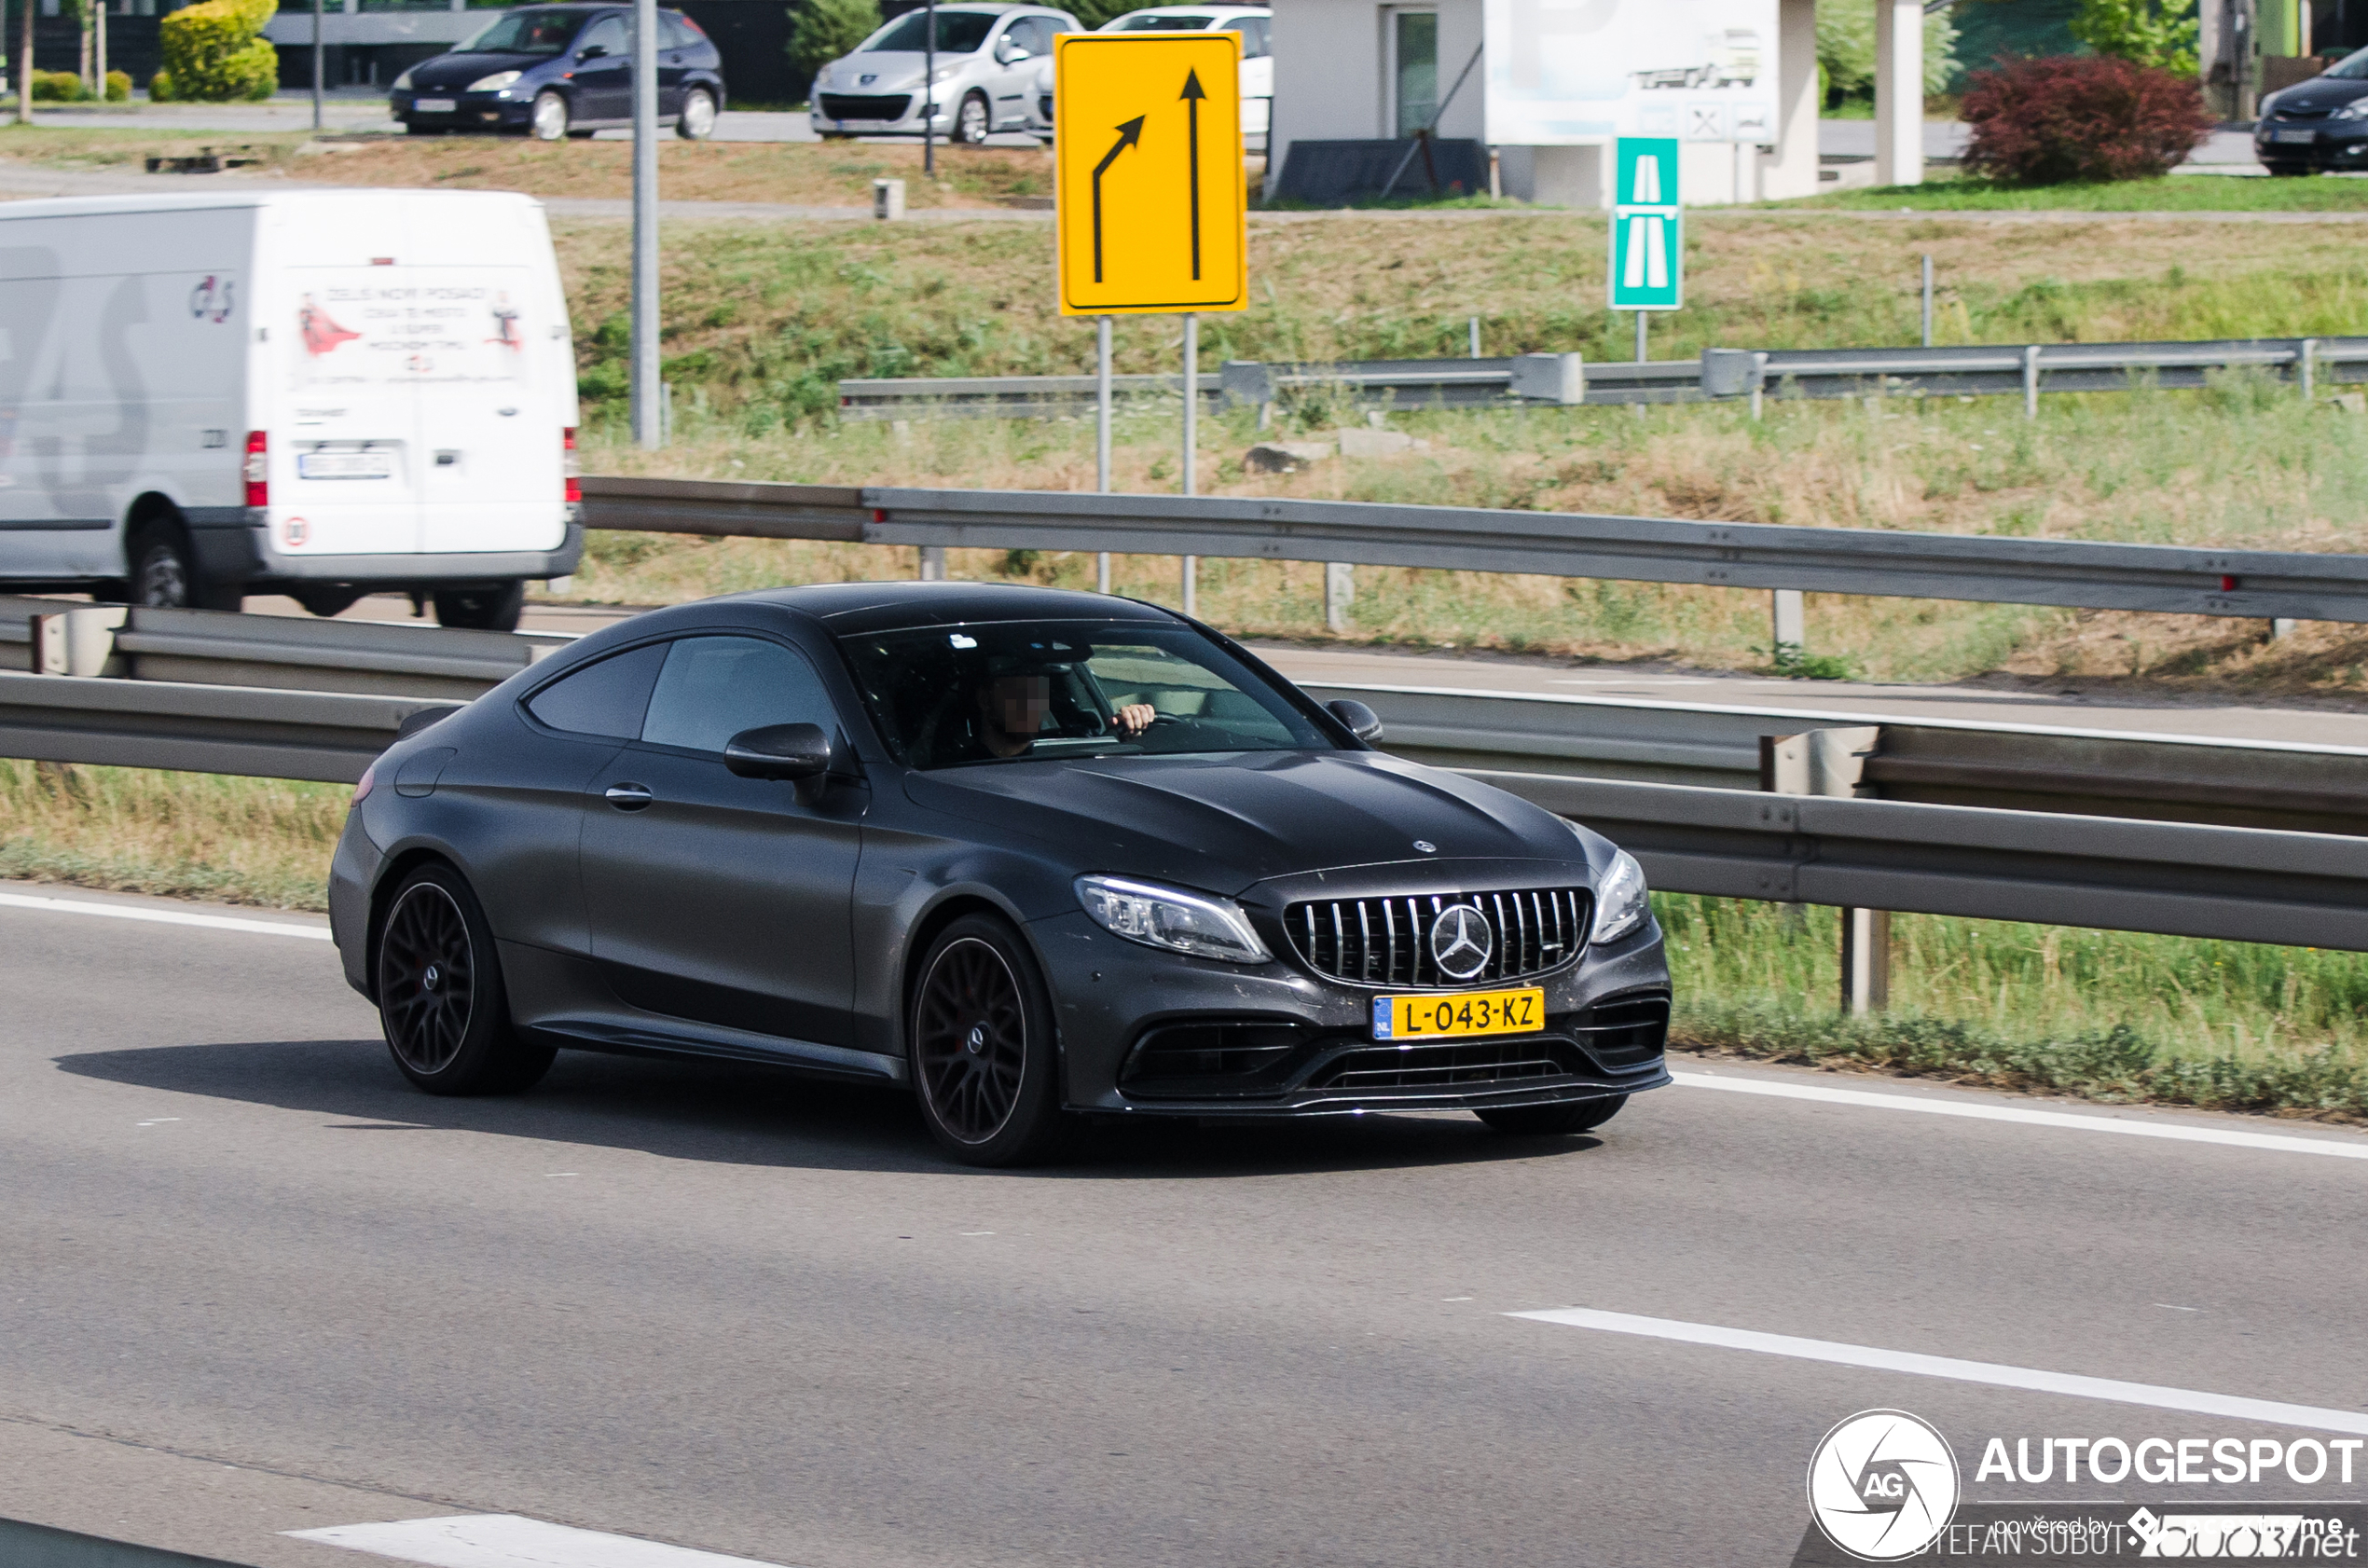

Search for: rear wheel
xmin=433 ymin=580 xmax=525 ymax=631
xmin=953 ymin=89 xmax=990 ymax=144
xmin=1477 ymin=1095 xmax=1628 ymax=1135
xmin=376 ymin=864 xmax=554 ymax=1095
xmin=678 ymin=86 xmax=718 ymax=140
xmin=909 ymin=915 xmax=1069 ymax=1166
xmin=128 ymin=521 xmax=239 ymax=612
xmin=530 ymin=89 xmax=570 ymax=142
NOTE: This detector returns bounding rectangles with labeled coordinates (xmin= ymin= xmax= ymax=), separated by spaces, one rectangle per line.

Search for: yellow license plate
xmin=1371 ymin=987 xmax=1547 ymax=1041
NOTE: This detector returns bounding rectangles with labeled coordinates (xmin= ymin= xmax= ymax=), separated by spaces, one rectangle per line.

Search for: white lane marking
xmin=1673 ymin=1070 xmax=2368 ymax=1161
xmin=0 ymin=890 xmax=331 ymax=942
xmin=287 ymin=1515 xmax=797 ymax=1568
xmin=1508 ymin=1308 xmax=2368 ymax=1437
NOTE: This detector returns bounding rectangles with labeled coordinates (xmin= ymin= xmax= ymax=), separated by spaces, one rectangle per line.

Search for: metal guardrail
xmin=572 ymin=477 xmax=2368 ymax=627
xmin=836 ymin=336 xmax=2368 ymax=419
xmin=0 ymin=670 xmax=435 ymax=784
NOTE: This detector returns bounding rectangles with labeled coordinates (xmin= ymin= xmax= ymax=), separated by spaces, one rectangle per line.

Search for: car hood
xmin=2271 ymin=77 xmax=2368 ymax=113
xmin=829 ymin=49 xmax=977 ymax=89
xmin=407 ymin=51 xmax=551 ymax=88
xmin=902 ymin=750 xmax=1584 ymax=896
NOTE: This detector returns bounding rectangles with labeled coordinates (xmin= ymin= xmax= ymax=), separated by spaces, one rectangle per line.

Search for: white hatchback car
xmin=811 ymin=2 xmax=1082 ymax=144
xmin=1027 ymin=5 xmax=1271 ymax=143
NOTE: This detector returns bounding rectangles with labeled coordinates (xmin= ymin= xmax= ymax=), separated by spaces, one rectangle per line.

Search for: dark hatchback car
xmin=390 ymin=3 xmax=724 ymax=141
xmin=2255 ymin=46 xmax=2368 ymax=173
xmin=329 ymin=584 xmax=1671 ymax=1165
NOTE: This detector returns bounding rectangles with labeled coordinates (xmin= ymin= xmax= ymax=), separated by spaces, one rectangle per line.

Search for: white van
xmin=0 ymin=188 xmax=581 ymax=630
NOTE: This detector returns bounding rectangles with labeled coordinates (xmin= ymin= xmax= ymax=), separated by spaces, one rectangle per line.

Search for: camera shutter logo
xmin=1807 ymin=1410 xmax=1960 ymax=1561
xmin=1427 ymin=904 xmax=1494 ymax=981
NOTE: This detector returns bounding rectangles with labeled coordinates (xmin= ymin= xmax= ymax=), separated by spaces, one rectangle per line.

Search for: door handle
xmin=604 ymin=782 xmax=654 ymax=810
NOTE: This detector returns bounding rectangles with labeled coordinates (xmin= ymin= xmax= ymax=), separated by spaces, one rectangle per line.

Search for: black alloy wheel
xmin=376 ymin=865 xmax=555 ymax=1094
xmin=909 ymin=915 xmax=1067 ymax=1165
xmin=1477 ymin=1093 xmax=1628 ymax=1136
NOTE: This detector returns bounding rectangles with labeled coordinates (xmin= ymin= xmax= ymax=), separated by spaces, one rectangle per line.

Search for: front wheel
xmin=678 ymin=86 xmax=718 ymax=140
xmin=433 ymin=580 xmax=525 ymax=631
xmin=952 ymin=89 xmax=991 ymax=144
xmin=1477 ymin=1095 xmax=1628 ymax=1135
xmin=376 ymin=865 xmax=555 ymax=1094
xmin=530 ymin=89 xmax=570 ymax=142
xmin=909 ymin=915 xmax=1070 ymax=1166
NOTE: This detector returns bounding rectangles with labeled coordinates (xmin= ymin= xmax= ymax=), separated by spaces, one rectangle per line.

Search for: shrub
xmin=158 ymin=0 xmax=280 ymax=103
xmin=785 ymin=0 xmax=880 ymax=84
xmin=31 ymin=70 xmax=91 ymax=102
xmin=148 ymin=69 xmax=172 ymax=101
xmin=1960 ymin=54 xmax=2212 ymax=184
xmin=104 ymin=69 xmax=131 ymax=102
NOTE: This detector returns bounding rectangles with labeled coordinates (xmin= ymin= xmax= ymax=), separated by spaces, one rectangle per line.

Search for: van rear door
xmin=412 ymin=268 xmax=564 ymax=555
xmin=278 ymin=267 xmax=426 ymax=557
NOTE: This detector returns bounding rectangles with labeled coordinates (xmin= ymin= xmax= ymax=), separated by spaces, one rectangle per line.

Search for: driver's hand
xmin=1113 ymin=702 xmax=1157 ymax=737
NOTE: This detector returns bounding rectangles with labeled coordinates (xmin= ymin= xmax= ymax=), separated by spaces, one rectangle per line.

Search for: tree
xmin=1818 ymin=0 xmax=1962 ymax=104
xmin=2069 ymin=0 xmax=2199 ymax=76
xmin=786 ymin=0 xmax=880 ymax=86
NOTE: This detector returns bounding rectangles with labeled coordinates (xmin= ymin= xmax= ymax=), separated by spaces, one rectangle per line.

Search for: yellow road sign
xmin=1053 ymin=32 xmax=1246 ymax=316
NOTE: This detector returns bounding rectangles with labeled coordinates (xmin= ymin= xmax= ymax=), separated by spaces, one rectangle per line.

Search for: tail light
xmin=563 ymin=426 xmax=581 ymax=503
xmin=243 ymin=430 xmax=268 ymax=507
xmin=352 ymin=763 xmax=375 ymax=805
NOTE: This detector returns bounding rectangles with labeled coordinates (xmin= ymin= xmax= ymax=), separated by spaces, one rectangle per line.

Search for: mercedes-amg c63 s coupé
xmin=329 ymin=583 xmax=1672 ymax=1164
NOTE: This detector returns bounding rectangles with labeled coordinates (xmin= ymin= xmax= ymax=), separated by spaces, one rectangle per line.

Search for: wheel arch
xmin=122 ymin=491 xmax=187 ymax=562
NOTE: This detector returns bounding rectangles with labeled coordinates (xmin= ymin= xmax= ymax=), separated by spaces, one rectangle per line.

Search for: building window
xmin=1391 ymin=9 xmax=1438 ymax=137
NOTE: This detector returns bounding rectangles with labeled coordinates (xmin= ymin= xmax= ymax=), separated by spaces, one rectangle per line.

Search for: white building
xmin=1268 ymin=0 xmax=1926 ymax=206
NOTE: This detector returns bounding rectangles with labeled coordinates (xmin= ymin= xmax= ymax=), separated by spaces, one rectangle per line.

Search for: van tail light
xmin=563 ymin=426 xmax=581 ymax=503
xmin=243 ymin=430 xmax=268 ymax=507
xmin=351 ymin=763 xmax=375 ymax=806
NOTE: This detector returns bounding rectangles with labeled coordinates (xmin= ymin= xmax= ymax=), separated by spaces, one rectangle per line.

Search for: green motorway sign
xmin=1608 ymin=137 xmax=1682 ymax=311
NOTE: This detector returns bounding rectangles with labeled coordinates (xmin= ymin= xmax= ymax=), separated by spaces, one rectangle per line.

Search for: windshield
xmin=2323 ymin=45 xmax=2368 ymax=78
xmin=1106 ymin=13 xmax=1217 ymax=28
xmin=455 ymin=7 xmax=586 ymax=55
xmin=839 ymin=621 xmax=1329 ymax=769
xmin=866 ymin=11 xmax=999 ymax=51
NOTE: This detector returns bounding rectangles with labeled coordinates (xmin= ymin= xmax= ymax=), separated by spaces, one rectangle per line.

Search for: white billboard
xmin=1482 ymin=0 xmax=1779 ymax=145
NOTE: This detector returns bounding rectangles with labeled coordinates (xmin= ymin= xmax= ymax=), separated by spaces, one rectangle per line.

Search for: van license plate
xmin=413 ymin=98 xmax=456 ymax=114
xmin=1371 ymin=987 xmax=1546 ymax=1041
xmin=298 ymin=452 xmax=393 ymax=480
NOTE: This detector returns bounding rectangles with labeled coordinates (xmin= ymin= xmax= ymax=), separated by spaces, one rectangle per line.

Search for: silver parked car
xmin=810 ymin=2 xmax=1081 ymax=144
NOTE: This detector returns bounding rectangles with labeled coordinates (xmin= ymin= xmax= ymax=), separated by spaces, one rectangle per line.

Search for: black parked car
xmin=329 ymin=584 xmax=1671 ymax=1165
xmin=2255 ymin=47 xmax=2368 ymax=174
xmin=390 ymin=3 xmax=724 ymax=141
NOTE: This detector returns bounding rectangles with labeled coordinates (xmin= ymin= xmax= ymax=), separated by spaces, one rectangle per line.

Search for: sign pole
xmin=923 ymin=0 xmax=936 ymax=177
xmin=311 ymin=0 xmax=323 ymax=131
xmin=1634 ymin=309 xmax=1645 ymax=364
xmin=630 ymin=0 xmax=660 ymax=450
xmin=1096 ymin=314 xmax=1112 ymax=595
xmin=1180 ymin=311 xmax=1197 ymax=616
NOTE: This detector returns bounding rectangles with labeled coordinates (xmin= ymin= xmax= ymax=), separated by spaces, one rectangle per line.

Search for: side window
xmin=660 ymin=12 xmax=696 ymax=48
xmin=525 ymin=642 xmax=667 ymax=739
xmin=578 ymin=14 xmax=628 ymax=56
xmin=1224 ymin=17 xmax=1267 ymax=58
xmin=640 ymin=635 xmax=841 ymax=754
xmin=1012 ymin=17 xmax=1052 ymax=54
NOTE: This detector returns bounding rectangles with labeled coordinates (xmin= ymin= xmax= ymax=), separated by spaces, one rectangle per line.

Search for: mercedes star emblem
xmin=1427 ymin=904 xmax=1494 ymax=981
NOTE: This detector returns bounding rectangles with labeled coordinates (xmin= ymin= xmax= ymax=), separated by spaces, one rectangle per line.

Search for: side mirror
xmin=996 ymin=39 xmax=1029 ymax=62
xmin=576 ymin=42 xmax=609 ymax=59
xmin=723 ymin=722 xmax=833 ymax=796
xmin=1327 ymin=698 xmax=1384 ymax=745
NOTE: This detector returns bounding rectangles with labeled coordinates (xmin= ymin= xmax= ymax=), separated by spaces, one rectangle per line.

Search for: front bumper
xmin=1032 ymin=907 xmax=1673 ymax=1119
xmin=2254 ymin=122 xmax=2368 ymax=165
xmin=810 ymin=96 xmax=946 ymax=137
xmin=392 ymin=89 xmax=533 ymax=131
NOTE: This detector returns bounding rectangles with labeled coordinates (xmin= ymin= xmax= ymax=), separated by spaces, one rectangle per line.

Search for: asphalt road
xmin=6 ymin=881 xmax=2368 ymax=1568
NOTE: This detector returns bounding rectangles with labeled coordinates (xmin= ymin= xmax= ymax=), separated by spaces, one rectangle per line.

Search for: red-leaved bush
xmin=1960 ymin=55 xmax=2213 ymax=184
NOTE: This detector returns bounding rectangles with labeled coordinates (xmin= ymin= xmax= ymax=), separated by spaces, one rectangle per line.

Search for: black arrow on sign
xmin=1179 ymin=68 xmax=1205 ymax=280
xmin=1091 ymin=115 xmax=1146 ymax=283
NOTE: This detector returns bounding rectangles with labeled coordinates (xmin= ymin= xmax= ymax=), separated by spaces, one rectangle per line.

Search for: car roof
xmin=706 ymin=582 xmax=1182 ymax=637
xmin=1106 ymin=3 xmax=1270 ymax=13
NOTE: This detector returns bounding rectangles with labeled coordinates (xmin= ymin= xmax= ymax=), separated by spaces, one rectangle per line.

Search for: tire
xmin=2268 ymin=163 xmax=2315 ymax=177
xmin=678 ymin=86 xmax=718 ymax=140
xmin=403 ymin=121 xmax=442 ymax=136
xmin=953 ymin=89 xmax=990 ymax=144
xmin=291 ymin=585 xmax=365 ymax=618
xmin=530 ymin=89 xmax=570 ymax=142
xmin=1477 ymin=1094 xmax=1629 ymax=1135
xmin=128 ymin=521 xmax=239 ymax=612
xmin=433 ymin=580 xmax=526 ymax=631
xmin=375 ymin=863 xmax=555 ymax=1095
xmin=908 ymin=914 xmax=1070 ymax=1166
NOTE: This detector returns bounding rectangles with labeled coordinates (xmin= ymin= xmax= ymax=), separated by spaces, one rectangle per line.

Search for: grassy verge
xmin=1797 ymin=171 xmax=2368 ymax=213
xmin=7 ymin=763 xmax=2362 ymax=1121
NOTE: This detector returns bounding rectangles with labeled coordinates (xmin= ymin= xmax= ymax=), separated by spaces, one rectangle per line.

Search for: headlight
xmin=2335 ymin=100 xmax=2368 ymax=119
xmin=931 ymin=61 xmax=961 ymax=83
xmin=392 ymin=67 xmax=415 ymax=91
xmin=1076 ymin=874 xmax=1271 ymax=964
xmin=1590 ymin=849 xmax=1650 ymax=945
xmin=467 ymin=70 xmax=521 ymax=93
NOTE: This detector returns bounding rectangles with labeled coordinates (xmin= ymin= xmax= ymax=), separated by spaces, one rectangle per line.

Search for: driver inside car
xmin=976 ymin=672 xmax=1156 ymax=758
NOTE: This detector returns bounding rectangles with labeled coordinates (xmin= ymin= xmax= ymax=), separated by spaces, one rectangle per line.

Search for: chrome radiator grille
xmin=1284 ymin=888 xmax=1590 ymax=988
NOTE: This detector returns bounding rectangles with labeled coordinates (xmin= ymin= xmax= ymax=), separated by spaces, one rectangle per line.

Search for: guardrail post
xmin=30 ymin=607 xmax=125 ymax=678
xmin=1770 ymin=588 xmax=1805 ymax=666
xmin=918 ymin=546 xmax=946 ymax=582
xmin=2300 ymin=337 xmax=2318 ymax=401
xmin=1325 ymin=563 xmax=1355 ymax=631
xmin=1763 ymin=725 xmax=1889 ymax=1014
xmin=1751 ymin=351 xmax=1768 ymax=420
xmin=2023 ymin=346 xmax=2041 ymax=420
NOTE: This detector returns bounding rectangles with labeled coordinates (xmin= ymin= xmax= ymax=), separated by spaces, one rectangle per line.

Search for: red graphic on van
xmin=488 ymin=291 xmax=523 ymax=351
xmin=298 ymin=295 xmax=362 ymax=356
xmin=189 ymin=275 xmax=236 ymax=323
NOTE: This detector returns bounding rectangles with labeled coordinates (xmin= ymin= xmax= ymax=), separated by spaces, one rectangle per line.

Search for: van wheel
xmin=433 ymin=581 xmax=525 ymax=631
xmin=291 ymin=585 xmax=365 ymax=618
xmin=678 ymin=87 xmax=718 ymax=140
xmin=530 ymin=89 xmax=570 ymax=142
xmin=129 ymin=522 xmax=239 ymax=612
